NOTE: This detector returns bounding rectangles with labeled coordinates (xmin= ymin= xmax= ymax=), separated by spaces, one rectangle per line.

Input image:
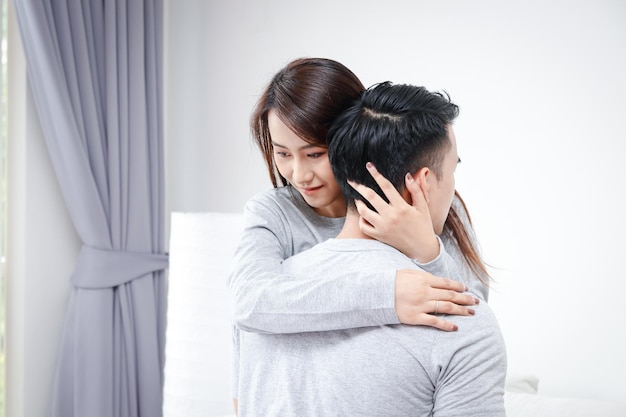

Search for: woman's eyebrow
xmin=271 ymin=141 xmax=320 ymax=151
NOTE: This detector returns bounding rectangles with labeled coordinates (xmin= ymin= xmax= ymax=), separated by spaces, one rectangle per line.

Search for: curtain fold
xmin=13 ymin=1 xmax=167 ymax=416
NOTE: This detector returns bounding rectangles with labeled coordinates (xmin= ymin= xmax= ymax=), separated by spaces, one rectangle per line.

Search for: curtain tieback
xmin=72 ymin=245 xmax=169 ymax=289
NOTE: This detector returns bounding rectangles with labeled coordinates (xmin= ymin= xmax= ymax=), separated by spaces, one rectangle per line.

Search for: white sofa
xmin=163 ymin=212 xmax=626 ymax=417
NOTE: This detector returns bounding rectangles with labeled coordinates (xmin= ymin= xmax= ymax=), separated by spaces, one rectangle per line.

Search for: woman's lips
xmin=299 ymin=185 xmax=322 ymax=196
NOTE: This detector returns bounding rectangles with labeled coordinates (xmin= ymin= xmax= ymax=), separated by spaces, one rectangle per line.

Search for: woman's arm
xmin=228 ymin=189 xmax=477 ymax=334
xmin=348 ymin=163 xmax=488 ymax=300
xmin=228 ymin=192 xmax=397 ymax=333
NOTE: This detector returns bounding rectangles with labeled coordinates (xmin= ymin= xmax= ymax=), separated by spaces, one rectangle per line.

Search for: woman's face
xmin=268 ymin=110 xmax=346 ymax=218
xmin=426 ymin=126 xmax=459 ymax=234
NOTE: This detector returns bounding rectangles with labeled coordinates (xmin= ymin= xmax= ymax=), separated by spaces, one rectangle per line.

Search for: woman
xmin=228 ymin=57 xmax=488 ymax=338
xmin=234 ymin=81 xmax=505 ymax=417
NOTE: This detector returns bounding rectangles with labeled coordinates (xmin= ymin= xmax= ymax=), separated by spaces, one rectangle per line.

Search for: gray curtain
xmin=13 ymin=1 xmax=168 ymax=416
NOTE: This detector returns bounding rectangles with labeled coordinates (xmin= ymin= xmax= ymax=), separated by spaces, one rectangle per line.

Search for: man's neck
xmin=335 ymin=210 xmax=374 ymax=240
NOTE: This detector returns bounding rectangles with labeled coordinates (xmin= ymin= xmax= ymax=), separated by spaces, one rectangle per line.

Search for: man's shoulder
xmin=284 ymin=239 xmax=416 ymax=271
xmin=432 ymin=300 xmax=504 ymax=349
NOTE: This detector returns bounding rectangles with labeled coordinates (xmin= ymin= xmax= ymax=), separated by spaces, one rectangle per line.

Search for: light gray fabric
xmin=229 ymin=187 xmax=398 ymax=334
xmin=235 ymin=239 xmax=507 ymax=416
xmin=229 ymin=187 xmax=486 ymax=334
xmin=13 ymin=1 xmax=167 ymax=417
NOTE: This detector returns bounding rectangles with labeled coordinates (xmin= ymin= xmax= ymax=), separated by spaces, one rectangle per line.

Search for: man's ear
xmin=415 ymin=167 xmax=431 ymax=204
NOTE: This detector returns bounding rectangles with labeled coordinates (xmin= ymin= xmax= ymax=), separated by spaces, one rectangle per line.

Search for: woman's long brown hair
xmin=444 ymin=191 xmax=490 ymax=285
xmin=251 ymin=58 xmax=365 ymax=187
xmin=251 ymin=58 xmax=489 ymax=284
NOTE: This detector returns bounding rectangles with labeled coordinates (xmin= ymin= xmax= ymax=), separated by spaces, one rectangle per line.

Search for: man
xmin=234 ymin=82 xmax=506 ymax=416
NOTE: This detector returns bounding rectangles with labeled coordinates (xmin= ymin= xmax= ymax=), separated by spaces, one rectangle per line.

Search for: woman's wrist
xmin=410 ymin=235 xmax=441 ymax=265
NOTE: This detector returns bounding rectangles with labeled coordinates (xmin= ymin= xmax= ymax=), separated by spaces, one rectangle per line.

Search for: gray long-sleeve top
xmin=228 ymin=186 xmax=488 ymax=334
xmin=235 ymin=239 xmax=506 ymax=416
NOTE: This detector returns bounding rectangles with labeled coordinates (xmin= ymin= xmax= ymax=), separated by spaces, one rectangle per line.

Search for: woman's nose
xmin=292 ymin=159 xmax=314 ymax=186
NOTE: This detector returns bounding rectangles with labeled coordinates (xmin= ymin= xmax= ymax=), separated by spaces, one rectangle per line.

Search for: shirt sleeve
xmin=411 ymin=235 xmax=452 ymax=277
xmin=228 ymin=195 xmax=399 ymax=334
xmin=431 ymin=305 xmax=507 ymax=416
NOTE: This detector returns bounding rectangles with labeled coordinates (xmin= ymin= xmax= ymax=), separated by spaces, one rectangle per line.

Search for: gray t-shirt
xmin=234 ymin=239 xmax=506 ymax=416
xmin=228 ymin=187 xmax=488 ymax=334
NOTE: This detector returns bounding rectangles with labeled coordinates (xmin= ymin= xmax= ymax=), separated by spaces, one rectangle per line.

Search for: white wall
xmin=7 ymin=1 xmax=624 ymax=414
xmin=165 ymin=0 xmax=626 ymax=404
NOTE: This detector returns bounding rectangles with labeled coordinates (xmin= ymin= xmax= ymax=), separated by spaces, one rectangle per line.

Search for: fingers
xmin=394 ymin=269 xmax=481 ymax=331
xmin=346 ymin=163 xmax=406 ymax=213
xmin=426 ymin=277 xmax=480 ymax=306
xmin=349 ymin=185 xmax=391 ymax=239
xmin=364 ymin=162 xmax=406 ymax=206
xmin=432 ymin=299 xmax=476 ymax=316
xmin=353 ymin=198 xmax=377 ymax=222
xmin=403 ymin=270 xmax=467 ymax=293
xmin=399 ymin=301 xmax=476 ymax=332
xmin=347 ymin=180 xmax=387 ymax=218
xmin=352 ymin=199 xmax=380 ymax=237
xmin=435 ymin=290 xmax=480 ymax=307
xmin=425 ymin=275 xmax=468 ymax=293
xmin=404 ymin=172 xmax=428 ymax=209
xmin=406 ymin=314 xmax=459 ymax=332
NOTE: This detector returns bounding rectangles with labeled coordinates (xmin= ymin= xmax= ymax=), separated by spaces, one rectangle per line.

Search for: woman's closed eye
xmin=307 ymin=152 xmax=326 ymax=159
xmin=274 ymin=151 xmax=290 ymax=158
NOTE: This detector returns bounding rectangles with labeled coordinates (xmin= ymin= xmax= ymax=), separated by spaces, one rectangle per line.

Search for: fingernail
xmin=366 ymin=162 xmax=373 ymax=169
xmin=406 ymin=173 xmax=414 ymax=183
xmin=452 ymin=324 xmax=458 ymax=331
xmin=468 ymin=309 xmax=475 ymax=316
xmin=474 ymin=298 xmax=480 ymax=305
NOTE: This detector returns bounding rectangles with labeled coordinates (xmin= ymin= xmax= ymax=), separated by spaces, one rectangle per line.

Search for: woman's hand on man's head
xmin=348 ymin=162 xmax=439 ymax=262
